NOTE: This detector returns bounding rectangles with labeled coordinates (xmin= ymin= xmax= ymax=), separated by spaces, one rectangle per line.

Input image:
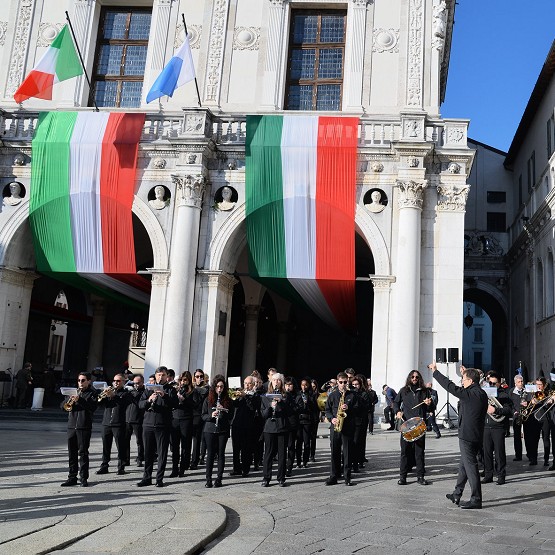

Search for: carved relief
xmin=204 ymin=0 xmax=230 ymax=103
xmin=464 ymin=231 xmax=504 ymax=256
xmin=233 ymin=27 xmax=260 ymax=51
xmin=401 ymin=114 xmax=425 ymax=141
xmin=407 ymin=0 xmax=424 ymax=107
xmin=6 ymin=0 xmax=35 ymax=97
xmin=447 ymin=162 xmax=461 ymax=174
xmin=444 ymin=122 xmax=468 ymax=147
xmin=37 ymin=22 xmax=63 ymax=46
xmin=174 ymin=24 xmax=202 ymax=49
xmin=152 ymin=157 xmax=167 ymax=169
xmin=372 ymin=162 xmax=384 ymax=173
xmin=373 ymin=28 xmax=399 ymax=53
xmin=432 ymin=0 xmax=447 ymax=51
xmin=436 ymin=184 xmax=469 ymax=212
xmin=0 ymin=22 xmax=7 ymax=46
xmin=150 ymin=270 xmax=170 ymax=287
xmin=370 ymin=276 xmax=395 ymax=290
xmin=148 ymin=185 xmax=171 ymax=210
xmin=183 ymin=113 xmax=207 ymax=135
xmin=187 ymin=153 xmax=197 ymax=164
xmin=408 ymin=157 xmax=419 ymax=168
xmin=13 ymin=153 xmax=26 ymax=166
xmin=172 ymin=174 xmax=206 ymax=209
xmin=396 ymin=180 xmax=427 ymax=209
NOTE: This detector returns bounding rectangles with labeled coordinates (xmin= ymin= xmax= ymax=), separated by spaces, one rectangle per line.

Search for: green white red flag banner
xmin=30 ymin=111 xmax=149 ymax=305
xmin=245 ymin=115 xmax=358 ymax=330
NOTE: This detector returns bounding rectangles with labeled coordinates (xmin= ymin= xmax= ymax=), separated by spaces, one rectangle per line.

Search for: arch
xmin=206 ymin=201 xmax=391 ymax=275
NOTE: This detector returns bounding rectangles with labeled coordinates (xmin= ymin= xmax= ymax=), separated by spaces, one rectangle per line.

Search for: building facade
xmin=0 ymin=0 xmax=474 ymax=400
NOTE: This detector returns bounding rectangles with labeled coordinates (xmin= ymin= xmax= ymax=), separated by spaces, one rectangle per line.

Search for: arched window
xmin=536 ymin=258 xmax=544 ymax=321
xmin=547 ymin=250 xmax=555 ymax=317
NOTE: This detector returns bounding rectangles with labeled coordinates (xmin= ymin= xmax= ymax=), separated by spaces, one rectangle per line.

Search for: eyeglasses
xmin=113 ymin=380 xmax=122 ymax=383
xmin=410 ymin=375 xmax=419 ymax=379
xmin=337 ymin=380 xmax=348 ymax=384
xmin=194 ymin=375 xmax=203 ymax=378
xmin=488 ymin=381 xmax=498 ymax=386
xmin=77 ymin=378 xmax=87 ymax=382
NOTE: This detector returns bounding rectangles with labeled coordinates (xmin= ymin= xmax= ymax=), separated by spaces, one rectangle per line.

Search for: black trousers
xmin=513 ymin=420 xmax=522 ymax=458
xmin=353 ymin=419 xmax=368 ymax=468
xmin=454 ymin=439 xmax=482 ymax=504
xmin=100 ymin=425 xmax=127 ymax=471
xmin=329 ymin=428 xmax=353 ymax=481
xmin=400 ymin=434 xmax=425 ymax=478
xmin=286 ymin=427 xmax=297 ymax=472
xmin=143 ymin=426 xmax=170 ymax=482
xmin=295 ymin=420 xmax=311 ymax=465
xmin=384 ymin=406 xmax=394 ymax=426
xmin=171 ymin=418 xmax=193 ymax=472
xmin=427 ymin=412 xmax=441 ymax=435
xmin=263 ymin=432 xmax=287 ymax=482
xmin=68 ymin=428 xmax=92 ymax=480
xmin=541 ymin=417 xmax=555 ymax=465
xmin=483 ymin=426 xmax=506 ymax=479
xmin=231 ymin=426 xmax=255 ymax=474
xmin=367 ymin=411 xmax=375 ymax=434
xmin=205 ymin=432 xmax=228 ymax=481
xmin=523 ymin=417 xmax=542 ymax=463
xmin=309 ymin=419 xmax=319 ymax=459
xmin=126 ymin=422 xmax=144 ymax=463
xmin=191 ymin=417 xmax=204 ymax=466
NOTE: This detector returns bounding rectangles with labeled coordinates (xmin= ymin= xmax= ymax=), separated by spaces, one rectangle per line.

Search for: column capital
xmin=172 ymin=173 xmax=207 ymax=208
xmin=0 ymin=266 xmax=38 ymax=289
xmin=198 ymin=270 xmax=238 ymax=292
xmin=148 ymin=269 xmax=170 ymax=287
xmin=436 ymin=183 xmax=469 ymax=212
xmin=396 ymin=180 xmax=427 ymax=209
xmin=369 ymin=275 xmax=396 ymax=290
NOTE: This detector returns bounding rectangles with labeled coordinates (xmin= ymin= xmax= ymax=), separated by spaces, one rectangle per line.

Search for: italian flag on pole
xmin=246 ymin=115 xmax=359 ymax=330
xmin=14 ymin=24 xmax=82 ymax=103
xmin=30 ymin=111 xmax=149 ymax=305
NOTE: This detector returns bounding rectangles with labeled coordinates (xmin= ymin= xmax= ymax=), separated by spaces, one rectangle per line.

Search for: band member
xmin=230 ymin=375 xmax=260 ymax=477
xmin=126 ymin=374 xmax=145 ymax=467
xmin=482 ymin=373 xmax=513 ymax=484
xmin=309 ymin=379 xmax=321 ymax=462
xmin=324 ymin=371 xmax=358 ymax=486
xmin=61 ymin=372 xmax=98 ymax=487
xmin=382 ymin=384 xmax=397 ymax=430
xmin=425 ymin=382 xmax=441 ymax=439
xmin=432 ymin=363 xmax=488 ymax=509
xmin=96 ymin=374 xmax=131 ymax=475
xmin=284 ymin=377 xmax=299 ymax=477
xmin=295 ymin=379 xmax=316 ymax=468
xmin=522 ymin=377 xmax=549 ymax=466
xmin=202 ymin=375 xmax=234 ymax=488
xmin=509 ymin=374 xmax=526 ymax=461
xmin=351 ymin=375 xmax=370 ymax=472
xmin=170 ymin=371 xmax=197 ymax=477
xmin=190 ymin=369 xmax=208 ymax=469
xmin=260 ymin=372 xmax=291 ymax=487
xmin=366 ymin=379 xmax=379 ymax=435
xmin=252 ymin=374 xmax=265 ymax=470
xmin=393 ymin=371 xmax=434 ymax=485
xmin=137 ymin=366 xmax=178 ymax=487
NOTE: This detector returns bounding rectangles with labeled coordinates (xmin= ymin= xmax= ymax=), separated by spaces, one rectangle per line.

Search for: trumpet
xmin=98 ymin=386 xmax=115 ymax=402
xmin=63 ymin=394 xmax=79 ymax=412
xmin=534 ymin=391 xmax=555 ymax=421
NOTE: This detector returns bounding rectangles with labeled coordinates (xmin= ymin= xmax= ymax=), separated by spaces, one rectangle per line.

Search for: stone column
xmin=241 ymin=304 xmax=260 ymax=376
xmin=344 ymin=0 xmax=369 ymax=112
xmin=389 ymin=180 xmax=427 ymax=373
xmin=159 ymin=174 xmax=206 ymax=372
xmin=144 ymin=270 xmax=169 ymax=375
xmin=261 ymin=0 xmax=287 ymax=109
xmin=86 ymin=297 xmax=106 ymax=373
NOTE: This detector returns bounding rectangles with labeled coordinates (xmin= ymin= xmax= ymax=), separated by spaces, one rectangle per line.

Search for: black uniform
xmin=325 ymin=388 xmax=358 ymax=483
xmin=522 ymin=392 xmax=547 ymax=465
xmin=426 ymin=388 xmax=441 ymax=438
xmin=171 ymin=388 xmax=198 ymax=475
xmin=434 ymin=369 xmax=488 ymax=505
xmin=261 ymin=394 xmax=291 ymax=484
xmin=139 ymin=384 xmax=178 ymax=484
xmin=353 ymin=389 xmax=370 ymax=471
xmin=191 ymin=385 xmax=208 ymax=468
xmin=393 ymin=385 xmax=435 ymax=480
xmin=295 ymin=391 xmax=317 ymax=467
xmin=285 ymin=392 xmax=300 ymax=475
xmin=509 ymin=385 xmax=526 ymax=460
xmin=367 ymin=388 xmax=378 ymax=434
xmin=98 ymin=387 xmax=131 ymax=473
xmin=64 ymin=386 xmax=98 ymax=483
xmin=231 ymin=391 xmax=261 ymax=476
xmin=483 ymin=388 xmax=513 ymax=482
xmin=126 ymin=385 xmax=145 ymax=465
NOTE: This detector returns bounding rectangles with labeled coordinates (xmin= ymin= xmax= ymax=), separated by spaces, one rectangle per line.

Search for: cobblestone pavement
xmin=1 ymin=412 xmax=555 ymax=555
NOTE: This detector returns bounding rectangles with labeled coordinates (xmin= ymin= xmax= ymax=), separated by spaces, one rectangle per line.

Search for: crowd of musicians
xmin=60 ymin=363 xmax=555 ymax=508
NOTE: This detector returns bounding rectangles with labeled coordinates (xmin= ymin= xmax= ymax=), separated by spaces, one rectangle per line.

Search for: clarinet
xmin=215 ymin=394 xmax=221 ymax=429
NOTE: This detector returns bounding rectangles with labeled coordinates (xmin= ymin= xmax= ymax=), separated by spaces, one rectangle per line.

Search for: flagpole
xmin=65 ymin=11 xmax=99 ymax=111
xmin=182 ymin=13 xmax=202 ymax=107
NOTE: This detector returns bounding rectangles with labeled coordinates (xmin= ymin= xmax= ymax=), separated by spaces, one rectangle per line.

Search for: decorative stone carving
xmin=432 ymin=0 xmax=447 ymax=51
xmin=408 ymin=157 xmax=419 ymax=168
xmin=37 ymin=22 xmax=63 ymax=46
xmin=407 ymin=0 xmax=424 ymax=106
xmin=173 ymin=174 xmax=206 ymax=209
xmin=174 ymin=24 xmax=202 ymax=49
xmin=370 ymin=275 xmax=395 ymax=290
xmin=187 ymin=153 xmax=197 ymax=164
xmin=183 ymin=113 xmax=207 ymax=135
xmin=364 ymin=190 xmax=386 ymax=213
xmin=227 ymin=159 xmax=237 ymax=170
xmin=401 ymin=113 xmax=425 ymax=141
xmin=443 ymin=121 xmax=468 ymax=148
xmin=6 ymin=0 xmax=35 ymax=97
xmin=396 ymin=180 xmax=427 ymax=209
xmin=13 ymin=153 xmax=26 ymax=166
xmin=204 ymin=0 xmax=230 ymax=103
xmin=233 ymin=27 xmax=260 ymax=50
xmin=447 ymin=162 xmax=461 ymax=174
xmin=215 ymin=186 xmax=237 ymax=211
xmin=0 ymin=22 xmax=7 ymax=46
xmin=199 ymin=270 xmax=238 ymax=293
xmin=464 ymin=231 xmax=504 ymax=256
xmin=3 ymin=181 xmax=24 ymax=206
xmin=150 ymin=270 xmax=170 ymax=287
xmin=149 ymin=185 xmax=171 ymax=210
xmin=372 ymin=28 xmax=399 ymax=53
xmin=372 ymin=162 xmax=384 ymax=173
xmin=436 ymin=184 xmax=469 ymax=211
xmin=152 ymin=157 xmax=167 ymax=169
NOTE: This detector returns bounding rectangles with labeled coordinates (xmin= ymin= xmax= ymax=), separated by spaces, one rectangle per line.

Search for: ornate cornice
xmin=172 ymin=174 xmax=207 ymax=208
xmin=436 ymin=183 xmax=469 ymax=212
xmin=396 ymin=180 xmax=427 ymax=209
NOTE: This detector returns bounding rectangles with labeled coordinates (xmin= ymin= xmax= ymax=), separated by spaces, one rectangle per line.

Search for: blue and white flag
xmin=516 ymin=363 xmax=523 ymax=376
xmin=146 ymin=34 xmax=196 ymax=103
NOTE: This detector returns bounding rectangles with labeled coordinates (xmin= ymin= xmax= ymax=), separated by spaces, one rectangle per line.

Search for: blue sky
xmin=441 ymin=1 xmax=555 ymax=153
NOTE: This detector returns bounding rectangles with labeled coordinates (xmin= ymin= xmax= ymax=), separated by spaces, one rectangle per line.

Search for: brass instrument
xmin=534 ymin=391 xmax=555 ymax=421
xmin=334 ymin=389 xmax=347 ymax=432
xmin=63 ymin=394 xmax=79 ymax=412
xmin=229 ymin=388 xmax=244 ymax=400
xmin=487 ymin=396 xmax=506 ymax=422
xmin=521 ymin=391 xmax=547 ymax=422
xmin=98 ymin=386 xmax=115 ymax=402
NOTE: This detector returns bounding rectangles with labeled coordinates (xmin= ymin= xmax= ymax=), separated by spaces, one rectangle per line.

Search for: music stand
xmin=435 ymin=362 xmax=458 ymax=429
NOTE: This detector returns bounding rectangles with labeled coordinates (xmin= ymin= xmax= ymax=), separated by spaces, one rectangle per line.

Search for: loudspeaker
xmin=448 ymin=348 xmax=459 ymax=363
xmin=435 ymin=348 xmax=447 ymax=363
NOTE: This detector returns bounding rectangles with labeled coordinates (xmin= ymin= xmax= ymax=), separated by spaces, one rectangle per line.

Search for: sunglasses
xmin=488 ymin=381 xmax=498 ymax=386
xmin=338 ymin=380 xmax=348 ymax=384
xmin=77 ymin=378 xmax=87 ymax=382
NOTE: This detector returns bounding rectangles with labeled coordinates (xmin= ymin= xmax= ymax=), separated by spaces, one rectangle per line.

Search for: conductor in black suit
xmin=431 ymin=362 xmax=488 ymax=509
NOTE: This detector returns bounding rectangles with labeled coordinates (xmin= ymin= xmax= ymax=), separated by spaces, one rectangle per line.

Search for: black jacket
xmin=433 ymin=369 xmax=488 ymax=444
xmin=192 ymin=386 xmax=208 ymax=423
xmin=99 ymin=387 xmax=131 ymax=426
xmin=232 ymin=391 xmax=261 ymax=429
xmin=65 ymin=387 xmax=98 ymax=430
xmin=485 ymin=387 xmax=513 ymax=428
xmin=139 ymin=384 xmax=178 ymax=428
xmin=325 ymin=389 xmax=358 ymax=436
xmin=126 ymin=387 xmax=145 ymax=424
xmin=296 ymin=391 xmax=317 ymax=424
xmin=261 ymin=394 xmax=291 ymax=433
xmin=202 ymin=396 xmax=235 ymax=435
xmin=367 ymin=389 xmax=378 ymax=412
xmin=173 ymin=388 xmax=199 ymax=420
xmin=393 ymin=386 xmax=435 ymax=421
xmin=354 ymin=390 xmax=370 ymax=425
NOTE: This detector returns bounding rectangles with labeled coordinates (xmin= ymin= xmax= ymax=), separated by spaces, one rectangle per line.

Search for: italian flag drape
xmin=246 ymin=115 xmax=358 ymax=330
xmin=30 ymin=111 xmax=150 ymax=305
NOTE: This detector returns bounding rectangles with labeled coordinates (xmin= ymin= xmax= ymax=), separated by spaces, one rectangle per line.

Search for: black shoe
xmin=481 ymin=477 xmax=493 ymax=484
xmin=96 ymin=467 xmax=109 ymax=475
xmin=344 ymin=480 xmax=353 ymax=486
xmin=544 ymin=461 xmax=550 ymax=467
xmin=117 ymin=469 xmax=126 ymax=476
xmin=529 ymin=460 xmax=538 ymax=466
xmin=241 ymin=472 xmax=250 ymax=478
xmin=549 ymin=465 xmax=555 ymax=471
xmin=351 ymin=466 xmax=359 ymax=473
xmin=253 ymin=465 xmax=260 ymax=471
xmin=460 ymin=500 xmax=482 ymax=510
xmin=214 ymin=479 xmax=222 ymax=488
xmin=397 ymin=478 xmax=407 ymax=485
xmin=285 ymin=470 xmax=292 ymax=477
xmin=435 ymin=433 xmax=441 ymax=439
xmin=80 ymin=479 xmax=89 ymax=487
xmin=199 ymin=458 xmax=205 ymax=465
xmin=446 ymin=493 xmax=460 ymax=505
xmin=137 ymin=460 xmax=144 ymax=467
xmin=205 ymin=480 xmax=213 ymax=488
xmin=229 ymin=470 xmax=241 ymax=476
xmin=261 ymin=480 xmax=269 ymax=487
xmin=417 ymin=477 xmax=430 ymax=485
xmin=387 ymin=427 xmax=395 ymax=431
xmin=479 ymin=471 xmax=485 ymax=477
xmin=60 ymin=478 xmax=78 ymax=487
xmin=168 ymin=471 xmax=179 ymax=478
xmin=363 ymin=458 xmax=368 ymax=463
xmin=303 ymin=463 xmax=308 ymax=468
xmin=278 ymin=480 xmax=286 ymax=487
xmin=325 ymin=477 xmax=338 ymax=486
xmin=310 ymin=458 xmax=316 ymax=463
xmin=155 ymin=480 xmax=164 ymax=488
xmin=178 ymin=472 xmax=186 ymax=478
xmin=513 ymin=457 xmax=522 ymax=462
xmin=189 ymin=464 xmax=198 ymax=470
xmin=496 ymin=477 xmax=506 ymax=485
xmin=137 ymin=479 xmax=152 ymax=487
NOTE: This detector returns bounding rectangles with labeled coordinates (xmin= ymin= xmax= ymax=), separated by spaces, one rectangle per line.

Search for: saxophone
xmin=334 ymin=390 xmax=347 ymax=432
